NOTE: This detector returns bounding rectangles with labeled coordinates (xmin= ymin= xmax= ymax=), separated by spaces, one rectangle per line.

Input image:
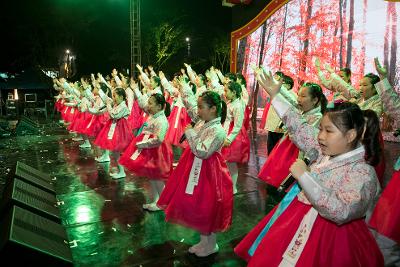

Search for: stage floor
xmin=0 ymin=121 xmax=398 ymax=266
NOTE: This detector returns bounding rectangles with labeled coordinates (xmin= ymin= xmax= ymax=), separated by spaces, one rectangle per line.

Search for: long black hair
xmin=302 ymin=82 xmax=327 ymax=113
xmin=150 ymin=93 xmax=171 ymax=117
xmin=325 ymin=102 xmax=380 ymax=165
xmin=200 ymin=91 xmax=227 ymax=124
xmin=227 ymin=81 xmax=242 ymax=99
xmin=114 ymin=87 xmax=126 ymax=101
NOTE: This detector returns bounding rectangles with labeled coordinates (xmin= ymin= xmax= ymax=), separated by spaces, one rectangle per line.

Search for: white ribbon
xmin=107 ymin=121 xmax=117 ymax=140
xmin=86 ymin=115 xmax=95 ymax=129
xmin=130 ymin=134 xmax=150 ymax=160
xmin=174 ymin=106 xmax=182 ymax=129
xmin=71 ymin=107 xmax=75 ymax=114
xmin=185 ymin=156 xmax=203 ymax=195
xmin=279 ymin=208 xmax=318 ymax=266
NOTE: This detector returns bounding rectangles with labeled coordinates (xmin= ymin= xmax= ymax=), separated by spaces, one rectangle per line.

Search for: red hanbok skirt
xmin=83 ymin=113 xmax=109 ymax=137
xmin=60 ymin=106 xmax=69 ymax=121
xmin=127 ymin=101 xmax=143 ymax=130
xmin=119 ymin=134 xmax=173 ymax=180
xmin=68 ymin=111 xmax=92 ymax=134
xmin=258 ymin=136 xmax=299 ymax=187
xmin=55 ymin=99 xmax=63 ymax=112
xmin=222 ymin=121 xmax=250 ymax=163
xmin=369 ymin=170 xmax=400 ymax=244
xmin=94 ymin=118 xmax=133 ymax=152
xmin=165 ymin=105 xmax=191 ymax=147
xmin=235 ymin=198 xmax=384 ymax=267
xmin=244 ymin=105 xmax=251 ymax=130
xmin=157 ymin=148 xmax=233 ymax=234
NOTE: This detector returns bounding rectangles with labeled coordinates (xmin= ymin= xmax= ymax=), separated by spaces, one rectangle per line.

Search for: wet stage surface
xmin=0 ymin=120 xmax=398 ymax=266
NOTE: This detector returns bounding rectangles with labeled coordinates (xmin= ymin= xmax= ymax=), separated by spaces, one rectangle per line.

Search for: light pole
xmin=60 ymin=49 xmax=76 ymax=78
xmin=185 ymin=37 xmax=190 ymax=58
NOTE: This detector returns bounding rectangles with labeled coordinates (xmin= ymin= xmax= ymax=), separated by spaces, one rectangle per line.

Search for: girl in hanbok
xmin=368 ymin=58 xmax=400 ymax=265
xmin=94 ymin=87 xmax=133 ymax=179
xmin=83 ymin=83 xmax=110 ymax=150
xmin=160 ymin=71 xmax=192 ymax=149
xmin=235 ymin=69 xmax=383 ymax=267
xmin=158 ymin=85 xmax=232 ymax=257
xmin=259 ymin=71 xmax=284 ymax=131
xmin=119 ymin=93 xmax=173 ymax=211
xmin=221 ymin=81 xmax=250 ymax=194
xmin=258 ymin=82 xmax=326 ymax=188
xmin=326 ymin=66 xmax=385 ymax=184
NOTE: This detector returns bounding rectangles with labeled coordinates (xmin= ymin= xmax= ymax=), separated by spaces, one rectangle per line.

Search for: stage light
xmin=66 ymin=49 xmax=70 ymax=54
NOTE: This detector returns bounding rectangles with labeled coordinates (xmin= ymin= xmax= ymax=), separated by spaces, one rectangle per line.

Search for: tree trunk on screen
xmin=298 ymin=0 xmax=313 ymax=85
xmin=339 ymin=0 xmax=344 ymax=68
xmin=279 ymin=4 xmax=289 ymax=69
xmin=360 ymin=0 xmax=368 ymax=74
xmin=237 ymin=38 xmax=248 ymax=73
xmin=251 ymin=21 xmax=267 ymax=129
xmin=384 ymin=3 xmax=390 ymax=70
xmin=389 ymin=3 xmax=397 ymax=85
xmin=346 ymin=0 xmax=354 ymax=68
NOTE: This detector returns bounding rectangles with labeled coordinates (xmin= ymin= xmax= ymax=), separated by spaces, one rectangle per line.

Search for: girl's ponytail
xmin=362 ymin=109 xmax=381 ymax=166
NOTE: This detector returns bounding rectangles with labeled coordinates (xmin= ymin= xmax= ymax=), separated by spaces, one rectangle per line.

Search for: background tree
xmin=346 ymin=0 xmax=354 ymax=67
xmin=153 ymin=22 xmax=185 ymax=69
xmin=210 ymin=34 xmax=230 ymax=73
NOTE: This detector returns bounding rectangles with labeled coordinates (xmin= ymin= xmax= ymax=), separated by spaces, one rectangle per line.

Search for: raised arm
xmin=185 ymin=63 xmax=197 ymax=84
xmin=136 ymin=64 xmax=151 ymax=86
xmin=160 ymin=71 xmax=178 ymax=96
xmin=315 ymin=58 xmax=334 ymax=90
xmin=258 ymin=69 xmax=320 ymax=154
xmin=98 ymin=73 xmax=113 ymax=90
xmin=374 ymin=57 xmax=400 ymax=128
xmin=181 ymin=80 xmax=200 ymax=123
xmin=133 ymin=86 xmax=149 ymax=110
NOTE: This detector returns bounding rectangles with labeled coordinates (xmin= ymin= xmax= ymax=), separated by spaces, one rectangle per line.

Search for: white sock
xmin=149 ymin=180 xmax=160 ymax=203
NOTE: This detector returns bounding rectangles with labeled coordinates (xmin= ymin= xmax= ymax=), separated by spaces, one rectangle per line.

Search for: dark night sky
xmin=0 ymin=0 xmax=231 ymax=76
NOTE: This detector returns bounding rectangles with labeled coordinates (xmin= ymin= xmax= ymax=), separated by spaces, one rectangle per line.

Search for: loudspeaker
xmin=0 ymin=206 xmax=73 ymax=266
xmin=16 ymin=116 xmax=40 ymax=136
xmin=1 ymin=178 xmax=61 ymax=223
xmin=13 ymin=161 xmax=55 ymax=193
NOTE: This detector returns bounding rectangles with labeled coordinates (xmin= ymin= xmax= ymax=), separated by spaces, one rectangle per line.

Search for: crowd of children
xmin=53 ymin=57 xmax=399 ymax=265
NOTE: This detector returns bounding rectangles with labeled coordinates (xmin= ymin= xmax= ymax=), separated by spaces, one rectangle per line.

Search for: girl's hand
xmin=223 ymin=139 xmax=231 ymax=147
xmin=130 ymin=78 xmax=137 ymax=89
xmin=324 ymin=63 xmax=334 ymax=74
xmin=315 ymin=57 xmax=321 ymax=71
xmin=289 ymin=159 xmax=308 ymax=180
xmin=185 ymin=124 xmax=193 ymax=131
xmin=258 ymin=69 xmax=282 ymax=99
xmin=374 ymin=57 xmax=387 ymax=79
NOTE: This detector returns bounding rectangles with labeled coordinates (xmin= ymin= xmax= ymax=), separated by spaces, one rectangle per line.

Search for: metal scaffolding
xmin=130 ymin=0 xmax=141 ymax=78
